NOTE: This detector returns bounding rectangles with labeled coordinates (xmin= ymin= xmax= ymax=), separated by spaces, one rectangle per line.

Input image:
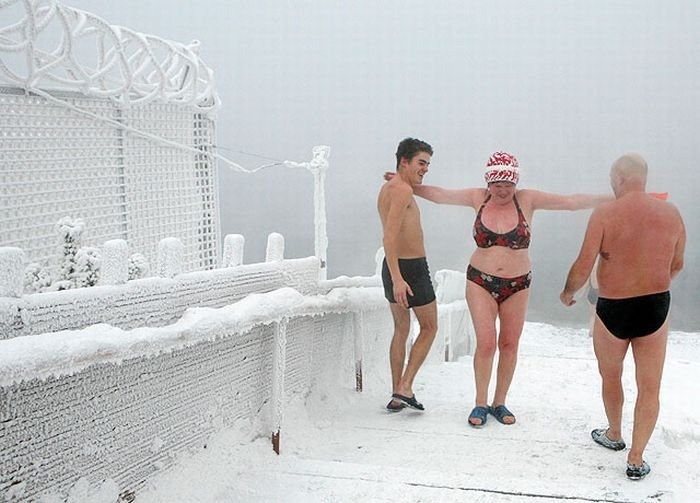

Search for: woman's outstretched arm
xmin=412 ymin=184 xmax=484 ymax=208
xmin=522 ymin=189 xmax=613 ymax=211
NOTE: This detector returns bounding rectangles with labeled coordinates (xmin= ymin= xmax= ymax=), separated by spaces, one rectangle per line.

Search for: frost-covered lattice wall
xmin=0 ymin=87 xmax=219 ymax=273
xmin=0 ymin=0 xmax=221 ymax=274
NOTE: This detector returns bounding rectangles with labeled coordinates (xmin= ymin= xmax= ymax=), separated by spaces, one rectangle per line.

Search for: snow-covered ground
xmin=137 ymin=322 xmax=700 ymax=502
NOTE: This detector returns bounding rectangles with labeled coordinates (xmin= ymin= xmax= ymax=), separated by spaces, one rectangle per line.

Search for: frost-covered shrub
xmin=128 ymin=253 xmax=150 ymax=280
xmin=74 ymin=246 xmax=101 ymax=288
xmin=157 ymin=238 xmax=183 ymax=278
xmin=55 ymin=217 xmax=85 ymax=288
xmin=24 ymin=262 xmax=52 ymax=293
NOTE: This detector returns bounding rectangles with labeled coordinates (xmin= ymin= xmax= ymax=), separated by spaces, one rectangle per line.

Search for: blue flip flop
xmin=468 ymin=406 xmax=489 ymax=427
xmin=490 ymin=404 xmax=516 ymax=424
xmin=392 ymin=393 xmax=424 ymax=411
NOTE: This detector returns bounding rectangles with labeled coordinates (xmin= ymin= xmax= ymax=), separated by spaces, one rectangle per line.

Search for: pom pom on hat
xmin=484 ymin=152 xmax=519 ymax=184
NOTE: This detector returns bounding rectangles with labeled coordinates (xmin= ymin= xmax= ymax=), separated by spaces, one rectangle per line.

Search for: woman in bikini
xmin=389 ymin=152 xmax=610 ymax=426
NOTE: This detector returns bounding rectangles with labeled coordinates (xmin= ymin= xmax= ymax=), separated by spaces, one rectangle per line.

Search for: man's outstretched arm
xmin=561 ymin=209 xmax=604 ymax=306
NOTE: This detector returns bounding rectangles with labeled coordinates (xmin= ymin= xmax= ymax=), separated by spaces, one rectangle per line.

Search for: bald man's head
xmin=610 ymin=153 xmax=648 ymax=195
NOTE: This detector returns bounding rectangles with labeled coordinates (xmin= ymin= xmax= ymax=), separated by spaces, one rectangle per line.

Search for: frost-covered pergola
xmin=1 ymin=0 xmax=331 ymax=283
xmin=0 ymin=0 xmax=222 ymax=274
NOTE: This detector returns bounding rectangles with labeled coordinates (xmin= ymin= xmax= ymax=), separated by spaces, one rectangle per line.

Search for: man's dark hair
xmin=395 ymin=138 xmax=433 ymax=170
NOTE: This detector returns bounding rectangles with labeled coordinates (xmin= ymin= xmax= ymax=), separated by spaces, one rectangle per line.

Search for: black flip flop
xmin=386 ymin=399 xmax=406 ymax=412
xmin=392 ymin=393 xmax=424 ymax=411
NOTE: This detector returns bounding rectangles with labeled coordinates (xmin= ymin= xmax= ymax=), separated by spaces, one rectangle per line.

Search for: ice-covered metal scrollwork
xmin=0 ymin=0 xmax=220 ymax=113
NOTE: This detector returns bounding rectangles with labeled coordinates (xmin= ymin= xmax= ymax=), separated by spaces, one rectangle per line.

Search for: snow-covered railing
xmin=0 ymin=0 xmax=219 ymax=112
xmin=0 ymin=233 xmax=320 ymax=339
xmin=435 ymin=269 xmax=475 ymax=359
xmin=0 ymin=268 xmax=471 ymax=501
xmin=0 ymin=286 xmax=392 ymax=501
xmin=220 ymin=145 xmax=331 ymax=281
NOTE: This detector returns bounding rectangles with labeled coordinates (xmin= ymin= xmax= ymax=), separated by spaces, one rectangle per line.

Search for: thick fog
xmin=63 ymin=1 xmax=698 ymax=330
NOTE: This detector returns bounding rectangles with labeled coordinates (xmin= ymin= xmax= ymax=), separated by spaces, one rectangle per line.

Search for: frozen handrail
xmin=0 ymin=0 xmax=219 ymax=113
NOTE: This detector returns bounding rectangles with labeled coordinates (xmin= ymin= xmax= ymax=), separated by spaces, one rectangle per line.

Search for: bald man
xmin=560 ymin=153 xmax=686 ymax=480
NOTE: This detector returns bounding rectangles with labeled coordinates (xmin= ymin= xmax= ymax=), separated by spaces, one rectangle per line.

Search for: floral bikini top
xmin=473 ymin=194 xmax=531 ymax=249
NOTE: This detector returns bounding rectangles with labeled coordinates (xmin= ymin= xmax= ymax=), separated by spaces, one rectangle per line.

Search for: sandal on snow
xmin=490 ymin=404 xmax=516 ymax=425
xmin=392 ymin=393 xmax=424 ymax=411
xmin=591 ymin=428 xmax=626 ymax=451
xmin=386 ymin=399 xmax=407 ymax=412
xmin=626 ymin=460 xmax=651 ymax=480
xmin=468 ymin=406 xmax=489 ymax=427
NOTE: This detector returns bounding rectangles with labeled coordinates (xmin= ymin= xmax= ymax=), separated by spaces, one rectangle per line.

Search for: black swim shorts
xmin=381 ymin=257 xmax=436 ymax=308
xmin=596 ymin=291 xmax=671 ymax=340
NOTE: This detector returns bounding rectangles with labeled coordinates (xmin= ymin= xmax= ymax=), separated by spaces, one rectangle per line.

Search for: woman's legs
xmin=466 ymin=281 xmax=529 ymax=424
xmin=491 ymin=289 xmax=529 ymax=421
xmin=466 ymin=282 xmax=498 ymax=423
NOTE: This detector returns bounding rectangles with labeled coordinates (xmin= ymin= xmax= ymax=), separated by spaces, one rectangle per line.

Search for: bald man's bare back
xmin=593 ymin=193 xmax=685 ymax=298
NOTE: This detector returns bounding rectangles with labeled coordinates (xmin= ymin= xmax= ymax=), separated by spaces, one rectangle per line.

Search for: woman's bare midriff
xmin=469 ymin=247 xmax=531 ymax=277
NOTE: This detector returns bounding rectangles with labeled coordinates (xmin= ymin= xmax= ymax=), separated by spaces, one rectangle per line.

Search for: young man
xmin=560 ymin=154 xmax=686 ymax=480
xmin=377 ymin=138 xmax=438 ymax=412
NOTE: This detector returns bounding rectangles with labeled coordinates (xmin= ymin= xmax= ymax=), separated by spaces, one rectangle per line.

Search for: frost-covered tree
xmin=74 ymin=247 xmax=101 ymax=288
xmin=24 ymin=263 xmax=52 ymax=293
xmin=55 ymin=217 xmax=85 ymax=288
xmin=128 ymin=253 xmax=150 ymax=280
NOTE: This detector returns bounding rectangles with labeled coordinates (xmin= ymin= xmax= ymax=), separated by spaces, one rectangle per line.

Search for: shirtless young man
xmin=377 ymin=138 xmax=438 ymax=412
xmin=560 ymin=154 xmax=686 ymax=480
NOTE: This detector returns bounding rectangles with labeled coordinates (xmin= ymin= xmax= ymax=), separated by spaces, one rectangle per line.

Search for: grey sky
xmin=57 ymin=1 xmax=699 ymax=328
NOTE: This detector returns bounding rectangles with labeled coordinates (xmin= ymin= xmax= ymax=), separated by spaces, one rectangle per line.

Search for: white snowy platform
xmin=138 ymin=323 xmax=699 ymax=503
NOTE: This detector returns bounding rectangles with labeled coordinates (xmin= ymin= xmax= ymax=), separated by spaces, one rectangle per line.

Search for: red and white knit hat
xmin=484 ymin=152 xmax=520 ymax=184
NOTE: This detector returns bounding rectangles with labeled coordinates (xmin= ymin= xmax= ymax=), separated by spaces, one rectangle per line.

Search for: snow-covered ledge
xmin=0 ymin=285 xmax=391 ymax=501
xmin=0 ymin=256 xmax=321 ymax=339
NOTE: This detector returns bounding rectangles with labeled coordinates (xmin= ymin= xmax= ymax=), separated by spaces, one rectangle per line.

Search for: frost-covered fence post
xmin=271 ymin=318 xmax=289 ymax=454
xmin=308 ymin=146 xmax=330 ymax=281
xmin=442 ymin=306 xmax=452 ymax=362
xmin=157 ymin=238 xmax=184 ymax=278
xmin=352 ymin=312 xmax=364 ymax=392
xmin=281 ymin=146 xmax=330 ymax=280
xmin=265 ymin=233 xmax=284 ymax=262
xmin=222 ymin=234 xmax=245 ymax=267
xmin=374 ymin=247 xmax=385 ymax=277
xmin=0 ymin=247 xmax=25 ymax=297
xmin=100 ymin=240 xmax=129 ymax=285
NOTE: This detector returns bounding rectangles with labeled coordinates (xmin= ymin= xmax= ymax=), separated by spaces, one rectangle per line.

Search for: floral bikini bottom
xmin=466 ymin=264 xmax=532 ymax=305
